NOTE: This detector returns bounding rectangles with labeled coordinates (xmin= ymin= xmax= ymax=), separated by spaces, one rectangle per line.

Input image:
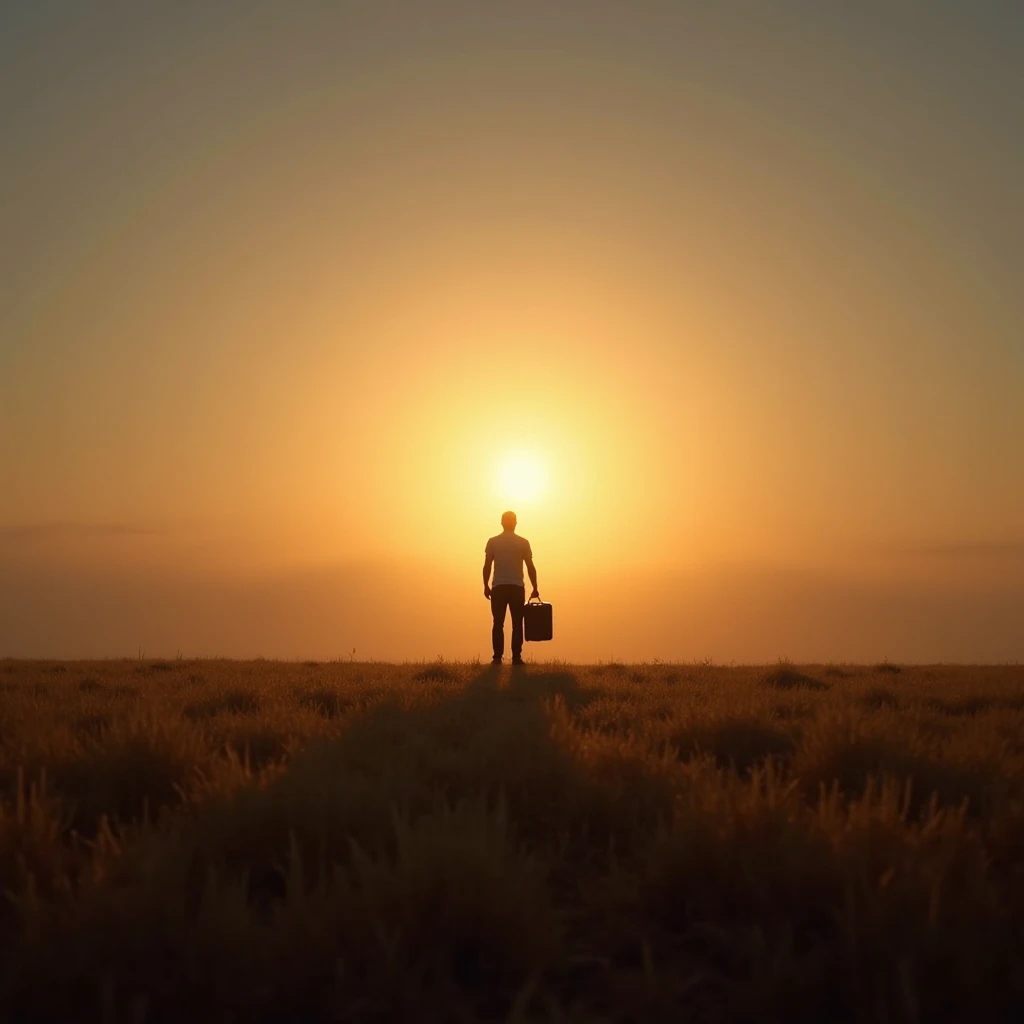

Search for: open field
xmin=1 ymin=657 xmax=1023 ymax=1022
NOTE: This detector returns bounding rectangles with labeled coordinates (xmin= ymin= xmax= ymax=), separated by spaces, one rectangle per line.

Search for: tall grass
xmin=0 ymin=658 xmax=1022 ymax=1021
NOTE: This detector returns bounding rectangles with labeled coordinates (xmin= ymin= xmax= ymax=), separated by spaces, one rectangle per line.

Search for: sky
xmin=2 ymin=1 xmax=1022 ymax=662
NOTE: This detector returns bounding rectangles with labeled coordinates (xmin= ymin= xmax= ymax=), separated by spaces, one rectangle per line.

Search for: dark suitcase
xmin=523 ymin=598 xmax=553 ymax=642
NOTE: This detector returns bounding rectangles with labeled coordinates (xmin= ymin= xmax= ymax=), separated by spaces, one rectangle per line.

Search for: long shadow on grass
xmin=292 ymin=663 xmax=643 ymax=854
xmin=185 ymin=662 xmax=654 ymax=898
xmin=163 ymin=662 xmax=679 ymax=1020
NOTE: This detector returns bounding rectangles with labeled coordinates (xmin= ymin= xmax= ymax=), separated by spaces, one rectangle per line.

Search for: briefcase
xmin=523 ymin=597 xmax=553 ymax=642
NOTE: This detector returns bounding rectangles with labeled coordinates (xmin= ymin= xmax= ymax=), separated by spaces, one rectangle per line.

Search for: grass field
xmin=1 ymin=657 xmax=1023 ymax=1022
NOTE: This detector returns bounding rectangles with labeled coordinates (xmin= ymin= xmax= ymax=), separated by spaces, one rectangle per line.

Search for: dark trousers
xmin=490 ymin=584 xmax=525 ymax=659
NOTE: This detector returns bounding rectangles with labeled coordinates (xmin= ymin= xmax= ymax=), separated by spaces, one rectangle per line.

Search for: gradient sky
xmin=2 ymin=2 xmax=1022 ymax=661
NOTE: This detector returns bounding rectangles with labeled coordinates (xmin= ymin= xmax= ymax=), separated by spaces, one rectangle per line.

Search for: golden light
xmin=495 ymin=451 xmax=548 ymax=505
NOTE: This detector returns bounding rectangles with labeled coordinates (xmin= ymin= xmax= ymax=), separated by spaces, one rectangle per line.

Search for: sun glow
xmin=495 ymin=451 xmax=548 ymax=505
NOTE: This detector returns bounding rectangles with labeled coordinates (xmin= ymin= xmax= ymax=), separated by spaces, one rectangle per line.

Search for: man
xmin=483 ymin=510 xmax=539 ymax=665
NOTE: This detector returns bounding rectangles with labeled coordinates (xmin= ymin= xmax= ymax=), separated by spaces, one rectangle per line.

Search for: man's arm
xmin=482 ymin=555 xmax=493 ymax=599
xmin=526 ymin=557 xmax=539 ymax=599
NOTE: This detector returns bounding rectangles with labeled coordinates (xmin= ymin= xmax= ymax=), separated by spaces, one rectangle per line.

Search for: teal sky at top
xmin=4 ymin=1 xmax=1021 ymax=346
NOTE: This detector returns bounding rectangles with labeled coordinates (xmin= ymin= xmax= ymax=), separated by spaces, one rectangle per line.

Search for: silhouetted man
xmin=483 ymin=510 xmax=539 ymax=665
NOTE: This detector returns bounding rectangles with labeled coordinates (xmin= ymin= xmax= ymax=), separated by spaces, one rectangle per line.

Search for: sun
xmin=495 ymin=451 xmax=548 ymax=504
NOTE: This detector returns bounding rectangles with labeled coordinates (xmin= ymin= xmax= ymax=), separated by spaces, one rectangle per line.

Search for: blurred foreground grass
xmin=1 ymin=657 xmax=1023 ymax=1022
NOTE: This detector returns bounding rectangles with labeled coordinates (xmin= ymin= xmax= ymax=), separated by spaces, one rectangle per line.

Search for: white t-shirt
xmin=485 ymin=531 xmax=533 ymax=587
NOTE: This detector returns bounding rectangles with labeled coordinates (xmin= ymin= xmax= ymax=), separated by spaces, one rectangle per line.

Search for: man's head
xmin=500 ymin=510 xmax=517 ymax=531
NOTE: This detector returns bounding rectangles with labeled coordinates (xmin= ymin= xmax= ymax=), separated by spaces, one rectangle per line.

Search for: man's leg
xmin=509 ymin=586 xmax=525 ymax=662
xmin=490 ymin=587 xmax=509 ymax=661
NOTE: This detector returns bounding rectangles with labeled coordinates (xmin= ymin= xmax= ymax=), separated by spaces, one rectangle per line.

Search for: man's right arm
xmin=482 ymin=549 xmax=493 ymax=600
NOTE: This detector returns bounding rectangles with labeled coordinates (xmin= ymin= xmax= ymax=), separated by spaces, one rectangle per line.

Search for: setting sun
xmin=495 ymin=452 xmax=548 ymax=505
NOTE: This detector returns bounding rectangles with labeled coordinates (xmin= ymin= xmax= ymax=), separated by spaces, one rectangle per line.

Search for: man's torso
xmin=486 ymin=532 xmax=532 ymax=587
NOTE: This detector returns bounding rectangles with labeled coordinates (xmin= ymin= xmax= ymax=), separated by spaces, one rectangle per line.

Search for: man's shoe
xmin=511 ymin=656 xmax=524 ymax=666
xmin=492 ymin=656 xmax=502 ymax=664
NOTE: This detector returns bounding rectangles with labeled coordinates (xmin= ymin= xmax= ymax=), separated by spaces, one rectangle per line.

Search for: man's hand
xmin=530 ymin=588 xmax=540 ymax=600
xmin=484 ymin=585 xmax=492 ymax=600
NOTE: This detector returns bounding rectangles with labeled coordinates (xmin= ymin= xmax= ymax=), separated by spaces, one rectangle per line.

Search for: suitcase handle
xmin=527 ymin=596 xmax=544 ymax=604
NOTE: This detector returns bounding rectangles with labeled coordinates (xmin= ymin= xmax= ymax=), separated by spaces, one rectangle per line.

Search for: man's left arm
xmin=525 ymin=557 xmax=539 ymax=599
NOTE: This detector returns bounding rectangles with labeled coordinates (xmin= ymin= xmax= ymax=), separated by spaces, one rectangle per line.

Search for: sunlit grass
xmin=1 ymin=658 xmax=1022 ymax=1021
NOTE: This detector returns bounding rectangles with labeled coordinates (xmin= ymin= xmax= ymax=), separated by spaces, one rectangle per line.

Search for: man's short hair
xmin=501 ymin=510 xmax=517 ymax=529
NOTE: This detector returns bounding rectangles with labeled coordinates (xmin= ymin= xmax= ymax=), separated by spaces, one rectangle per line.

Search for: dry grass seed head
xmin=763 ymin=666 xmax=829 ymax=692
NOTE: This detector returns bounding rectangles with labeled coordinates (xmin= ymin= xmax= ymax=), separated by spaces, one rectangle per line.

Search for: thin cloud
xmin=905 ymin=541 xmax=1024 ymax=559
xmin=0 ymin=522 xmax=165 ymax=543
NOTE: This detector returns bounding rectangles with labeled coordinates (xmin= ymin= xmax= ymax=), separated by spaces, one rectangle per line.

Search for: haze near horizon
xmin=2 ymin=2 xmax=1022 ymax=661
